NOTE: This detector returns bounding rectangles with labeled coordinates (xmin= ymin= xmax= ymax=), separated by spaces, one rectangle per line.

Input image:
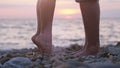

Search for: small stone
xmin=3 ymin=57 xmax=32 ymax=68
xmin=93 ymin=64 xmax=120 ymax=68
xmin=98 ymin=45 xmax=120 ymax=58
xmin=6 ymin=54 xmax=13 ymax=58
xmin=0 ymin=63 xmax=3 ymax=68
xmin=44 ymin=64 xmax=52 ymax=68
xmin=32 ymin=60 xmax=42 ymax=68
xmin=77 ymin=57 xmax=85 ymax=62
xmin=0 ymin=56 xmax=11 ymax=64
xmin=56 ymin=61 xmax=91 ymax=68
xmin=52 ymin=60 xmax=64 ymax=68
xmin=90 ymin=58 xmax=113 ymax=64
xmin=64 ymin=56 xmax=75 ymax=60
xmin=115 ymin=55 xmax=120 ymax=62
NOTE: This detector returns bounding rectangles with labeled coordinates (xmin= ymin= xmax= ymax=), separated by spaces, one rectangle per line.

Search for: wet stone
xmin=3 ymin=57 xmax=32 ymax=68
xmin=0 ymin=56 xmax=11 ymax=64
xmin=0 ymin=63 xmax=3 ymax=68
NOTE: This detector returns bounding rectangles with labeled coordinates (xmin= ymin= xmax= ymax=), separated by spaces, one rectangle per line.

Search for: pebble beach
xmin=0 ymin=42 xmax=120 ymax=68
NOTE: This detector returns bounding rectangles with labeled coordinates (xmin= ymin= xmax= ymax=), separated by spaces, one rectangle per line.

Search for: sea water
xmin=0 ymin=18 xmax=120 ymax=50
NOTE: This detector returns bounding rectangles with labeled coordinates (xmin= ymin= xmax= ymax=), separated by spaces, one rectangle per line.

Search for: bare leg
xmin=32 ymin=0 xmax=56 ymax=56
xmin=74 ymin=1 xmax=100 ymax=56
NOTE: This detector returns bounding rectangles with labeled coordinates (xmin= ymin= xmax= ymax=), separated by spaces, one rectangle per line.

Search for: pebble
xmin=3 ymin=57 xmax=32 ymax=68
xmin=92 ymin=64 xmax=120 ymax=68
xmin=0 ymin=63 xmax=3 ymax=68
xmin=55 ymin=61 xmax=90 ymax=68
xmin=0 ymin=54 xmax=12 ymax=64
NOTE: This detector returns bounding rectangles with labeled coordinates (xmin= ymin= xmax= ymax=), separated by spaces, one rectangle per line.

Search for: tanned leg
xmin=74 ymin=1 xmax=100 ymax=56
xmin=32 ymin=0 xmax=56 ymax=56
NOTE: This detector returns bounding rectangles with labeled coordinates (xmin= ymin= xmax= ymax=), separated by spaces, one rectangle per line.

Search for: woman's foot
xmin=31 ymin=34 xmax=53 ymax=56
xmin=73 ymin=45 xmax=99 ymax=57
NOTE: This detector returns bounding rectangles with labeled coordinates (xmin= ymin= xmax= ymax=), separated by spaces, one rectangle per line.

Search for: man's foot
xmin=31 ymin=34 xmax=52 ymax=56
xmin=73 ymin=45 xmax=99 ymax=57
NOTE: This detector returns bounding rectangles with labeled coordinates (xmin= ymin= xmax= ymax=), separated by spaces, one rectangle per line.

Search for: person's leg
xmin=32 ymin=0 xmax=56 ymax=56
xmin=74 ymin=1 xmax=100 ymax=56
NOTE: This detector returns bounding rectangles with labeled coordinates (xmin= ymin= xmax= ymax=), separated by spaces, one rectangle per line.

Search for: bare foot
xmin=70 ymin=47 xmax=84 ymax=55
xmin=70 ymin=44 xmax=87 ymax=55
xmin=73 ymin=45 xmax=99 ymax=57
xmin=31 ymin=34 xmax=52 ymax=56
xmin=31 ymin=35 xmax=42 ymax=54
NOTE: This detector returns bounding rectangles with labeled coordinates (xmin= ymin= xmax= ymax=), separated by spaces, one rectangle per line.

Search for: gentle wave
xmin=0 ymin=18 xmax=120 ymax=50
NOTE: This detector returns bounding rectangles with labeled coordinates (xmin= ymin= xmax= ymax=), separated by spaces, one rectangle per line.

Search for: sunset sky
xmin=0 ymin=0 xmax=120 ymax=19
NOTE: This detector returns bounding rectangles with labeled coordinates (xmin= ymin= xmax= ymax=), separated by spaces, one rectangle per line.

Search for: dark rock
xmin=0 ymin=55 xmax=12 ymax=64
xmin=64 ymin=55 xmax=76 ymax=60
xmin=3 ymin=57 xmax=32 ymax=68
xmin=32 ymin=59 xmax=44 ymax=68
xmin=32 ymin=59 xmax=43 ymax=68
xmin=51 ymin=56 xmax=66 ymax=68
xmin=44 ymin=64 xmax=52 ymax=68
xmin=0 ymin=63 xmax=2 ymax=68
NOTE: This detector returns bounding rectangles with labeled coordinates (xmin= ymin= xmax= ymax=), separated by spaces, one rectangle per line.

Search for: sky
xmin=0 ymin=0 xmax=120 ymax=19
